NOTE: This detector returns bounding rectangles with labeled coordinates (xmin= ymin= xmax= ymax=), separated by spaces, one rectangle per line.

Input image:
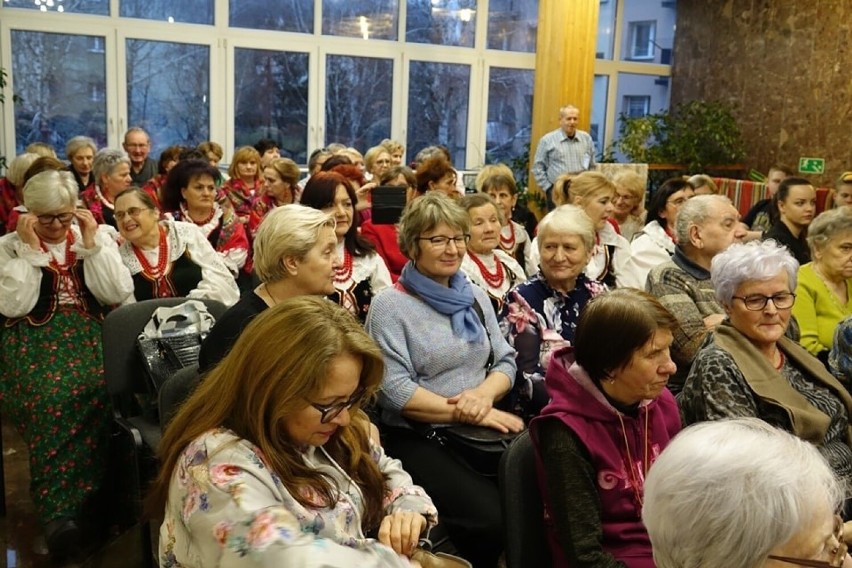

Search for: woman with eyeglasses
xmin=630 ymin=178 xmax=694 ymax=286
xmin=149 ymin=297 xmax=438 ymax=568
xmin=113 ymin=188 xmax=240 ymax=306
xmin=366 ymin=192 xmax=523 ymax=568
xmin=0 ymin=170 xmax=134 ymax=559
xmin=680 ymin=240 xmax=852 ymax=495
xmin=610 ymin=169 xmax=647 ymax=242
xmin=644 ymin=418 xmax=852 ymax=568
xmin=80 ymin=148 xmax=133 ymax=229
xmin=160 ymin=159 xmax=250 ymax=287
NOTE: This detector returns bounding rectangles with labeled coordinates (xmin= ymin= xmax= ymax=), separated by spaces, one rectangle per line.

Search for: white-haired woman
xmin=65 ymin=135 xmax=97 ymax=194
xmin=0 ymin=170 xmax=134 ymax=559
xmin=644 ymin=418 xmax=852 ymax=568
xmin=80 ymin=148 xmax=132 ymax=228
xmin=499 ymin=205 xmax=606 ymax=418
xmin=198 ymin=204 xmax=341 ymax=372
xmin=792 ymin=207 xmax=852 ymax=365
xmin=680 ymin=240 xmax=852 ymax=494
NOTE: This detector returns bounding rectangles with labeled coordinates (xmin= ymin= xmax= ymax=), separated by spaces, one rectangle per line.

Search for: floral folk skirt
xmin=0 ymin=308 xmax=112 ymax=525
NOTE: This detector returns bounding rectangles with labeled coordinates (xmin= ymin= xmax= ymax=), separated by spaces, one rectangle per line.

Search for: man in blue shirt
xmin=532 ymin=105 xmax=596 ymax=206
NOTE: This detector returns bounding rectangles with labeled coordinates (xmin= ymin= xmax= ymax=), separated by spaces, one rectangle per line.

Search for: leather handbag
xmin=411 ymin=548 xmax=473 ymax=568
xmin=438 ymin=423 xmax=519 ymax=477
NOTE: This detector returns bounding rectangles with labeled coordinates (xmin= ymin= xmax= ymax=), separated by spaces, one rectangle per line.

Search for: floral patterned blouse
xmin=159 ymin=428 xmax=437 ymax=568
xmin=499 ymin=271 xmax=606 ymax=413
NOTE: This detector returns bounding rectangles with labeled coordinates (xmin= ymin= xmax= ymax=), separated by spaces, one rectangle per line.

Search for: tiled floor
xmin=0 ymin=420 xmax=149 ymax=568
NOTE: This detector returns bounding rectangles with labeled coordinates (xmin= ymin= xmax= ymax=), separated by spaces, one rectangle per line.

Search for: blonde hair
xmin=398 ymin=192 xmax=470 ymax=260
xmin=475 ymin=164 xmax=514 ymax=192
xmin=253 ymin=204 xmax=335 ymax=283
xmin=227 ymin=146 xmax=262 ymax=180
xmin=687 ymin=174 xmax=720 ymax=195
xmin=612 ymin=169 xmax=647 ymax=217
xmin=6 ymin=152 xmax=40 ymax=188
xmin=265 ymin=157 xmax=301 ymax=188
xmin=567 ymin=171 xmax=616 ymax=205
xmin=364 ymin=146 xmax=391 ymax=173
xmin=23 ymin=170 xmax=79 ymax=213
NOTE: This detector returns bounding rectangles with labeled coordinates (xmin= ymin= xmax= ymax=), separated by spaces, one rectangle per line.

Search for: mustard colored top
xmin=793 ymin=263 xmax=852 ymax=356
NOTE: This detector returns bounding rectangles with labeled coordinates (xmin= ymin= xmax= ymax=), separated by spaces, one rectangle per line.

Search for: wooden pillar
xmin=527 ymin=0 xmax=600 ymax=219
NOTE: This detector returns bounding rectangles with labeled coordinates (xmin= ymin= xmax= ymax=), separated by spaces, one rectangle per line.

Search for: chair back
xmin=159 ymin=364 xmax=201 ymax=429
xmin=102 ymin=298 xmax=228 ymax=418
xmin=498 ymin=430 xmax=551 ymax=568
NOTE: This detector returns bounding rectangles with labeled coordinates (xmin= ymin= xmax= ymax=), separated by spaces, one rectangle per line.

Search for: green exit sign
xmin=799 ymin=157 xmax=825 ymax=174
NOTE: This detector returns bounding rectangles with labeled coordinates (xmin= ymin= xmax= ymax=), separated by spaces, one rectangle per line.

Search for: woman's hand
xmin=378 ymin=511 xmax=427 ymax=557
xmin=15 ymin=213 xmax=41 ymax=251
xmin=478 ymin=408 xmax=524 ymax=434
xmin=75 ymin=208 xmax=98 ymax=249
xmin=355 ymin=182 xmax=377 ymax=211
xmin=448 ymin=389 xmax=493 ymax=424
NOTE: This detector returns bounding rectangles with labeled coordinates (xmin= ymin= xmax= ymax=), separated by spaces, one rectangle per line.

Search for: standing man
xmin=123 ymin=127 xmax=157 ymax=185
xmin=532 ymin=105 xmax=596 ymax=204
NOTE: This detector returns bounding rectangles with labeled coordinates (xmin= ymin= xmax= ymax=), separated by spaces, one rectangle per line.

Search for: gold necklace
xmin=617 ymin=408 xmax=650 ymax=510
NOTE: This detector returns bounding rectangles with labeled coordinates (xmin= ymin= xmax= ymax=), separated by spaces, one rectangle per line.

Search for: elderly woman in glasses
xmin=679 ymin=240 xmax=852 ymax=494
xmin=366 ymin=192 xmax=523 ymax=568
xmin=0 ymin=170 xmax=134 ymax=559
xmin=149 ymin=297 xmax=439 ymax=568
xmin=80 ymin=148 xmax=133 ymax=228
xmin=644 ymin=418 xmax=852 ymax=568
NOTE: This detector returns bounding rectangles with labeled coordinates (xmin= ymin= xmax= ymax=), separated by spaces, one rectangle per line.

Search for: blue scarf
xmin=398 ymin=262 xmax=485 ymax=344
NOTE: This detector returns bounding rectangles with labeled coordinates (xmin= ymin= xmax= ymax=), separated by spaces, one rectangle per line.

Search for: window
xmin=325 ymin=55 xmax=393 ymax=149
xmin=406 ymin=0 xmax=477 ymax=48
xmin=487 ymin=0 xmax=538 ymax=52
xmin=120 ymin=0 xmax=213 ymax=24
xmin=627 ymin=21 xmax=656 ymax=60
xmin=623 ymin=95 xmax=650 ymax=118
xmin=229 ymin=0 xmax=313 ymax=33
xmin=323 ymin=0 xmax=398 ymax=40
xmin=485 ymin=67 xmax=534 ymax=163
xmin=591 ymin=75 xmax=609 ymax=148
xmin=2 ymin=0 xmax=108 ymax=15
xmin=407 ymin=61 xmax=470 ymax=166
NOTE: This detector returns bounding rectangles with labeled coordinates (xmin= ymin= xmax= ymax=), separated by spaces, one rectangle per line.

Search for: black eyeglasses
xmin=732 ymin=292 xmax=796 ymax=311
xmin=36 ymin=212 xmax=75 ymax=226
xmin=768 ymin=514 xmax=846 ymax=568
xmin=309 ymin=388 xmax=366 ymax=424
xmin=418 ymin=235 xmax=470 ymax=248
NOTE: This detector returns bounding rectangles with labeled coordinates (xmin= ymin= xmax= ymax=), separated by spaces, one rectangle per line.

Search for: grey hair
xmin=7 ymin=152 xmax=40 ymax=188
xmin=559 ymin=104 xmax=579 ymax=117
xmin=643 ymin=418 xmax=844 ymax=568
xmin=807 ymin=207 xmax=852 ymax=255
xmin=22 ymin=170 xmax=79 ymax=213
xmin=710 ymin=240 xmax=798 ymax=306
xmin=397 ymin=192 xmax=470 ymax=260
xmin=537 ymin=204 xmax=596 ymax=253
xmin=675 ymin=194 xmax=733 ymax=244
xmin=92 ymin=148 xmax=130 ymax=186
xmin=252 ymin=204 xmax=335 ymax=283
xmin=65 ymin=136 xmax=97 ymax=159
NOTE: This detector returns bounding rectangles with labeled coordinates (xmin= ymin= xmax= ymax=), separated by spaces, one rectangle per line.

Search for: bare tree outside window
xmin=229 ymin=0 xmax=313 ymax=33
xmin=407 ymin=61 xmax=470 ymax=166
xmin=2 ymin=0 xmax=107 ymax=15
xmin=11 ymin=31 xmax=107 ymax=158
xmin=485 ymin=67 xmax=533 ymax=164
xmin=487 ymin=0 xmax=537 ymax=52
xmin=406 ymin=0 xmax=476 ymax=48
xmin=234 ymin=48 xmax=309 ymax=163
xmin=126 ymin=39 xmax=210 ymax=157
xmin=324 ymin=55 xmax=393 ymax=151
xmin=322 ymin=0 xmax=398 ymax=40
xmin=120 ymin=0 xmax=213 ymax=24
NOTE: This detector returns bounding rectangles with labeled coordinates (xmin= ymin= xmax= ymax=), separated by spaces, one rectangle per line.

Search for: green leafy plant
xmin=612 ymin=100 xmax=746 ymax=172
xmin=506 ymin=143 xmax=548 ymax=213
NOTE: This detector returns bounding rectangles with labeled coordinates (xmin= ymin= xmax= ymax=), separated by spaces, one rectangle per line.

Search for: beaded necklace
xmin=468 ymin=251 xmax=505 ymax=288
xmin=181 ymin=202 xmax=216 ymax=227
xmin=133 ymin=226 xmax=169 ymax=280
xmin=498 ymin=222 xmax=516 ymax=252
xmin=333 ymin=248 xmax=354 ymax=283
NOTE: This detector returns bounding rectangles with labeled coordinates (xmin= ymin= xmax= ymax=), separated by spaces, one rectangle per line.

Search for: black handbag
xmin=437 ymin=423 xmax=518 ymax=477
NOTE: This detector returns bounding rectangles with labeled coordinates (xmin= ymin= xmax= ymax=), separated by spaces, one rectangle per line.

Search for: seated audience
xmin=415 ymin=154 xmax=460 ymax=201
xmin=687 ymin=173 xmax=719 ymax=195
xmin=643 ymin=418 xmax=851 ymax=568
xmin=298 ymin=147 xmax=333 ymax=194
xmin=538 ymin=171 xmax=641 ymax=288
xmin=141 ymin=144 xmax=183 ymax=207
xmin=476 ymin=164 xmax=533 ymax=273
xmin=360 ymin=166 xmax=419 ymax=282
xmin=381 ymin=138 xmax=406 ymax=166
xmin=0 ymin=170 xmax=134 ymax=559
xmin=365 ymin=145 xmax=393 ymax=182
xmin=65 ymin=135 xmax=97 ymax=194
xmin=160 ymin=159 xmax=249 ymax=281
xmin=301 ymin=172 xmax=391 ymax=322
xmin=765 ymin=176 xmax=817 ymax=265
xmin=149 ymin=297 xmax=438 ymax=567
xmin=22 ymin=155 xmax=67 ymax=185
xmin=500 ymin=205 xmax=605 ymax=418
xmin=0 ymin=152 xmax=40 ymax=233
xmin=81 ymin=148 xmax=132 ymax=228
xmin=220 ymin=145 xmax=263 ymax=222
xmin=792 ymin=208 xmax=852 ymax=364
xmin=366 ymin=192 xmax=523 ymax=568
xmin=254 ymin=137 xmax=280 ymax=168
xmin=340 ymin=147 xmax=366 ymax=173
xmin=744 ymin=164 xmax=793 ymax=233
xmin=830 ymin=316 xmax=852 ymax=388
xmin=679 ymin=240 xmax=852 ymax=492
xmin=631 ymin=179 xmax=694 ymax=286
xmin=197 ymin=140 xmax=224 ymax=171
xmin=198 ymin=205 xmax=339 ymax=372
xmin=330 ymin=163 xmax=376 ymax=221
xmin=25 ymin=142 xmax=57 ymax=158
xmin=531 ymin=289 xmax=680 ymax=568
xmin=611 ymin=169 xmax=647 ymax=242
xmin=835 ymin=171 xmax=852 ymax=207
xmin=114 ymin=188 xmax=239 ymax=305
xmin=459 ymin=193 xmax=526 ymax=314
xmin=248 ymin=157 xmax=300 ymax=238
xmin=646 ymin=195 xmax=746 ymax=392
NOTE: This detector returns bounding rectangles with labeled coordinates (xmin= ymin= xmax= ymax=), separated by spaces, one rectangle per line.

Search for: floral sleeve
xmin=373 ymin=440 xmax=438 ymax=530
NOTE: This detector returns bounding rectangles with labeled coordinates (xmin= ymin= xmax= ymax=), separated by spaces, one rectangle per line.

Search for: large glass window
xmin=596 ymin=0 xmax=616 ymax=59
xmin=619 ymin=1 xmax=676 ymax=64
xmin=234 ymin=48 xmax=310 ymax=163
xmin=590 ymin=75 xmax=609 ymax=149
xmin=485 ymin=67 xmax=533 ymax=164
xmin=487 ymin=0 xmax=537 ymax=52
xmin=11 ymin=30 xmax=107 ymax=157
xmin=324 ymin=55 xmax=393 ymax=149
xmin=406 ymin=0 xmax=476 ymax=48
xmin=322 ymin=0 xmax=398 ymax=40
xmin=407 ymin=61 xmax=470 ymax=166
xmin=229 ymin=0 xmax=313 ymax=33
xmin=120 ymin=0 xmax=213 ymax=24
xmin=126 ymin=39 xmax=210 ymax=156
xmin=2 ymin=0 xmax=108 ymax=15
